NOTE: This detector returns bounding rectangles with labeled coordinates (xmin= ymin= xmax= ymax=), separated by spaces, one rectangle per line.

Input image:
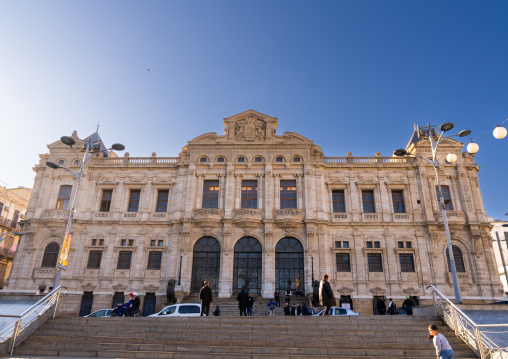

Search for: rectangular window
xmin=280 ymin=180 xmax=297 ymax=209
xmin=100 ymin=190 xmax=113 ymax=212
xmin=241 ymin=180 xmax=258 ymax=209
xmin=147 ymin=251 xmax=162 ymax=270
xmin=336 ymin=253 xmax=351 ymax=272
xmin=368 ymin=253 xmax=383 ymax=272
xmin=202 ymin=180 xmax=219 ymax=209
xmin=366 ymin=241 xmax=373 ymax=248
xmin=343 ymin=241 xmax=349 ymax=249
xmin=12 ymin=210 xmax=20 ymax=227
xmin=398 ymin=241 xmax=404 ymax=249
xmin=128 ymin=239 xmax=134 ymax=246
xmin=156 ymin=190 xmax=169 ymax=212
xmin=92 ymin=239 xmax=97 ymax=246
xmin=332 ymin=191 xmax=346 ymax=213
xmin=0 ymin=202 xmax=4 ymax=214
xmin=406 ymin=242 xmax=412 ymax=249
xmin=392 ymin=190 xmax=405 ymax=213
xmin=436 ymin=186 xmax=453 ymax=210
xmin=335 ymin=241 xmax=341 ymax=248
xmin=362 ymin=190 xmax=375 ymax=213
xmin=121 ymin=239 xmax=127 ymax=246
xmin=87 ymin=250 xmax=102 ymax=269
xmin=56 ymin=185 xmax=72 ymax=210
xmin=128 ymin=190 xmax=141 ymax=212
xmin=99 ymin=239 xmax=104 ymax=246
xmin=374 ymin=241 xmax=380 ymax=248
xmin=151 ymin=240 xmax=156 ymax=247
xmin=117 ymin=251 xmax=132 ymax=269
xmin=158 ymin=240 xmax=163 ymax=247
xmin=399 ymin=254 xmax=415 ymax=272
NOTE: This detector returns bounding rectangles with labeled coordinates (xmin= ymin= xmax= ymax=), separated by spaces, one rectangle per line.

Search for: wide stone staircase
xmin=12 ymin=315 xmax=478 ymax=358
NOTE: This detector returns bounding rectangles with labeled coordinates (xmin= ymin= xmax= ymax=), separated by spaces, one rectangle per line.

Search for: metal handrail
xmin=0 ymin=285 xmax=65 ymax=355
xmin=427 ymin=285 xmax=508 ymax=359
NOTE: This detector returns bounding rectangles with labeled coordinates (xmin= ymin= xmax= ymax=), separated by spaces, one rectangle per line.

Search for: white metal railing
xmin=0 ymin=286 xmax=65 ymax=355
xmin=427 ymin=285 xmax=508 ymax=359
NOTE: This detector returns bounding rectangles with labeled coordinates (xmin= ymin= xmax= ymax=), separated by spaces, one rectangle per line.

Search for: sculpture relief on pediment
xmin=235 ymin=116 xmax=266 ymax=141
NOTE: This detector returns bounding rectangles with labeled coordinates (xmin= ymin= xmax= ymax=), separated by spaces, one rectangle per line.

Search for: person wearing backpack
xmin=267 ymin=299 xmax=277 ymax=316
xmin=387 ymin=298 xmax=396 ymax=315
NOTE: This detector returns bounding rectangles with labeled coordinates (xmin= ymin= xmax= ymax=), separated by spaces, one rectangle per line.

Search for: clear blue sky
xmin=1 ymin=1 xmax=507 ymax=219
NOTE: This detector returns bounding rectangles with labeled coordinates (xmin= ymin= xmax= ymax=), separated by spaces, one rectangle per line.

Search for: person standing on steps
xmin=237 ymin=289 xmax=249 ymax=316
xmin=267 ymin=299 xmax=276 ymax=316
xmin=247 ymin=294 xmax=254 ymax=316
xmin=199 ymin=281 xmax=213 ymax=316
xmin=377 ymin=297 xmax=386 ymax=315
xmin=274 ymin=289 xmax=281 ymax=308
xmin=403 ymin=295 xmax=415 ymax=315
xmin=285 ymin=288 xmax=291 ymax=306
xmin=387 ymin=298 xmax=396 ymax=315
xmin=428 ymin=324 xmax=454 ymax=359
xmin=319 ymin=274 xmax=334 ymax=315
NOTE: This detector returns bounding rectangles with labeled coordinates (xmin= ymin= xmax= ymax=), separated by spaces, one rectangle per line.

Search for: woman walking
xmin=428 ymin=324 xmax=454 ymax=359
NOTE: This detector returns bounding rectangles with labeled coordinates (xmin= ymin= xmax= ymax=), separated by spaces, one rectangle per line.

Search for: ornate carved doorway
xmin=191 ymin=237 xmax=221 ymax=294
xmin=275 ymin=237 xmax=304 ymax=293
xmin=233 ymin=237 xmax=262 ymax=294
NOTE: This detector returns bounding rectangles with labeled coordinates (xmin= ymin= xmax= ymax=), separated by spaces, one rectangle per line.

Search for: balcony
xmin=234 ymin=209 xmax=263 ymax=228
xmin=331 ymin=213 xmax=351 ymax=223
xmin=362 ymin=213 xmax=381 ymax=223
xmin=193 ymin=208 xmax=223 ymax=227
xmin=434 ymin=211 xmax=466 ymax=225
xmin=0 ymin=216 xmax=20 ymax=230
xmin=42 ymin=209 xmax=69 ymax=225
xmin=274 ymin=209 xmax=304 ymax=228
xmin=392 ymin=213 xmax=412 ymax=222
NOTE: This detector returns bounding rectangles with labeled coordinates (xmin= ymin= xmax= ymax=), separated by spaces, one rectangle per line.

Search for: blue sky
xmin=1 ymin=1 xmax=507 ymax=219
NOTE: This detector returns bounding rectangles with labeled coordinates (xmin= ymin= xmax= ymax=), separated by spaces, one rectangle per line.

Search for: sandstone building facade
xmin=6 ymin=110 xmax=503 ymax=315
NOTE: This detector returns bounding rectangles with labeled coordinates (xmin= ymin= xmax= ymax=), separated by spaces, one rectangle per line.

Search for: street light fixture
xmin=393 ymin=122 xmax=472 ymax=303
xmin=45 ymin=133 xmax=125 ymax=289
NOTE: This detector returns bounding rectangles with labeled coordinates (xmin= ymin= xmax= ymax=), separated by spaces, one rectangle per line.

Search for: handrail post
xmin=53 ymin=290 xmax=61 ymax=318
xmin=432 ymin=289 xmax=438 ymax=316
xmin=9 ymin=319 xmax=22 ymax=355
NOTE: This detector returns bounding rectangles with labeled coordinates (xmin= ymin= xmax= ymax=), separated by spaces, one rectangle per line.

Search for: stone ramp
xmin=12 ymin=316 xmax=478 ymax=358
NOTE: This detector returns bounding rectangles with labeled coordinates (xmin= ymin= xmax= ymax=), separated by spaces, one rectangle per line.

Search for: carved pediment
xmin=82 ymin=283 xmax=97 ymax=292
xmin=113 ymin=284 xmax=128 ymax=292
xmin=144 ymin=284 xmax=159 ymax=292
xmin=370 ymin=287 xmax=384 ymax=295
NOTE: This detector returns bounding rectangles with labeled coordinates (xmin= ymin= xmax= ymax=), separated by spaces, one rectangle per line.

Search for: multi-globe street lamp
xmin=46 ymin=135 xmax=125 ymax=289
xmin=393 ymin=122 xmax=472 ymax=303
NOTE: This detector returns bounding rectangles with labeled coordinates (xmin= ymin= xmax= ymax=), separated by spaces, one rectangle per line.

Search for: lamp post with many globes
xmin=394 ymin=122 xmax=472 ymax=304
xmin=46 ymin=135 xmax=125 ymax=289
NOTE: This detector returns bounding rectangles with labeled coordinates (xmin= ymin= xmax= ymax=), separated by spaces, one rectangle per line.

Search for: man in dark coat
xmin=319 ymin=274 xmax=334 ymax=315
xmin=237 ymin=289 xmax=249 ymax=316
xmin=128 ymin=292 xmax=141 ymax=316
xmin=199 ymin=281 xmax=213 ymax=316
xmin=377 ymin=297 xmax=386 ymax=315
xmin=402 ymin=296 xmax=415 ymax=315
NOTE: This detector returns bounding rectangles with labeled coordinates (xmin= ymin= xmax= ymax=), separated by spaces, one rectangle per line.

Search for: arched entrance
xmin=233 ymin=237 xmax=262 ymax=294
xmin=275 ymin=237 xmax=304 ymax=294
xmin=191 ymin=237 xmax=220 ymax=293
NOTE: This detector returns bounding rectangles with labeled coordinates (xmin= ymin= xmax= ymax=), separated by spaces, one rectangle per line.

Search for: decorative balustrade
xmin=434 ymin=211 xmax=466 ymax=224
xmin=94 ymin=157 xmax=179 ymax=166
xmin=234 ymin=209 xmax=263 ymax=228
xmin=324 ymin=156 xmax=411 ymax=164
xmin=0 ymin=217 xmax=20 ymax=230
xmin=274 ymin=209 xmax=304 ymax=228
xmin=193 ymin=208 xmax=223 ymax=227
xmin=42 ymin=210 xmax=69 ymax=223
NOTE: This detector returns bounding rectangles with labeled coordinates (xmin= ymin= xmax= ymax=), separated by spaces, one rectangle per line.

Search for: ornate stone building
xmin=5 ymin=110 xmax=502 ymax=315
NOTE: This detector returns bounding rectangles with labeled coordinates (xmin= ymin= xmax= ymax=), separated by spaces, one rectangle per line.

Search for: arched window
xmin=275 ymin=156 xmax=284 ymax=163
xmin=237 ymin=157 xmax=246 ymax=163
xmin=199 ymin=157 xmax=209 ymax=163
xmin=254 ymin=157 xmax=263 ymax=163
xmin=41 ymin=242 xmax=60 ymax=268
xmin=293 ymin=157 xmax=301 ymax=162
xmin=73 ymin=160 xmax=79 ymax=165
xmin=446 ymin=245 xmax=465 ymax=272
xmin=217 ymin=157 xmax=225 ymax=163
xmin=57 ymin=159 xmax=65 ymax=165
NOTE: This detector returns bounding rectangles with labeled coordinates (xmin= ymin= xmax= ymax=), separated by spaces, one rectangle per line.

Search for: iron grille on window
xmin=362 ymin=191 xmax=375 ymax=213
xmin=147 ymin=251 xmax=162 ymax=270
xmin=332 ymin=191 xmax=346 ymax=213
xmin=156 ymin=190 xmax=169 ymax=212
xmin=392 ymin=191 xmax=405 ymax=213
xmin=128 ymin=190 xmax=140 ymax=212
xmin=280 ymin=180 xmax=297 ymax=209
xmin=100 ymin=190 xmax=113 ymax=212
xmin=336 ymin=253 xmax=351 ymax=272
xmin=241 ymin=180 xmax=258 ymax=209
xmin=117 ymin=251 xmax=132 ymax=269
xmin=399 ymin=253 xmax=415 ymax=272
xmin=202 ymin=180 xmax=219 ymax=209
xmin=436 ymin=186 xmax=453 ymax=210
xmin=41 ymin=242 xmax=60 ymax=268
xmin=56 ymin=185 xmax=72 ymax=210
xmin=446 ymin=245 xmax=465 ymax=272
xmin=368 ymin=253 xmax=383 ymax=272
xmin=87 ymin=251 xmax=102 ymax=269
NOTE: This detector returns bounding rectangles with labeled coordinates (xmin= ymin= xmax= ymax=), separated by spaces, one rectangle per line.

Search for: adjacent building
xmin=490 ymin=219 xmax=508 ymax=294
xmin=0 ymin=186 xmax=31 ymax=288
xmin=5 ymin=110 xmax=503 ymax=315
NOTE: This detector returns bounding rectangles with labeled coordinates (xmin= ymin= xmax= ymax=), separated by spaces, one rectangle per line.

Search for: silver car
xmin=313 ymin=307 xmax=360 ymax=316
xmin=83 ymin=308 xmax=114 ymax=317
xmin=148 ymin=303 xmax=201 ymax=317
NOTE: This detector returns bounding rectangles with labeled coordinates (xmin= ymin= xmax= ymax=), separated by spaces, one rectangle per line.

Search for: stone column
xmin=257 ymin=174 xmax=264 ymax=210
xmin=218 ymin=174 xmax=225 ymax=210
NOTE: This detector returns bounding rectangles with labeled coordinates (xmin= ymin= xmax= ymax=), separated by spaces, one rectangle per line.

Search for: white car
xmin=83 ymin=308 xmax=114 ymax=317
xmin=148 ymin=303 xmax=201 ymax=317
xmin=313 ymin=307 xmax=360 ymax=316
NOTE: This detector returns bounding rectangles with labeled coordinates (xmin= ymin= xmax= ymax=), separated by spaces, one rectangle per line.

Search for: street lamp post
xmin=394 ymin=122 xmax=472 ymax=304
xmin=46 ymin=135 xmax=125 ymax=289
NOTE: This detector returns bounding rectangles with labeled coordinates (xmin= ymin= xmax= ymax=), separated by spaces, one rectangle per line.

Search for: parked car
xmin=395 ymin=307 xmax=407 ymax=315
xmin=148 ymin=303 xmax=201 ymax=317
xmin=83 ymin=308 xmax=114 ymax=317
xmin=488 ymin=300 xmax=508 ymax=305
xmin=313 ymin=307 xmax=360 ymax=316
